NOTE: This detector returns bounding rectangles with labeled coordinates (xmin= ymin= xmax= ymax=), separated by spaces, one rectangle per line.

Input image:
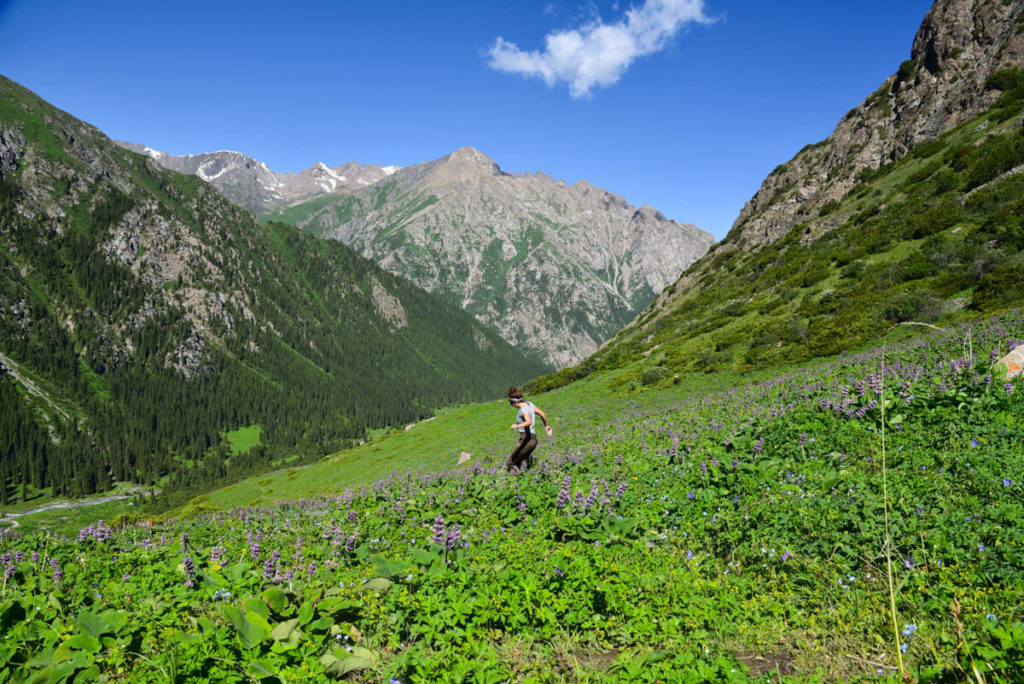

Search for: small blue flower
xmin=1004 ymin=478 xmax=1013 ymax=487
xmin=987 ymin=614 xmax=998 ymax=623
xmin=900 ymin=642 xmax=908 ymax=653
xmin=970 ymin=439 xmax=979 ymax=448
xmin=554 ymin=566 xmax=563 ymax=576
xmin=902 ymin=624 xmax=918 ymax=637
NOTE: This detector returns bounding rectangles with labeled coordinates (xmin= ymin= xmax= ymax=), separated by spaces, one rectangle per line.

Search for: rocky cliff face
xmin=279 ymin=146 xmax=714 ymax=367
xmin=727 ymin=0 xmax=1024 ymax=249
xmin=114 ymin=142 xmax=399 ymax=214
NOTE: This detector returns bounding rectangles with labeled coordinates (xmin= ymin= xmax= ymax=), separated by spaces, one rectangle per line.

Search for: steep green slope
xmin=534 ymin=68 xmax=1024 ymax=392
xmin=0 ymin=75 xmax=547 ymax=505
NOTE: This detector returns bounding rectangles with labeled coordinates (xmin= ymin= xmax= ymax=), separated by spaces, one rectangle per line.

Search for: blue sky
xmin=0 ymin=0 xmax=934 ymax=239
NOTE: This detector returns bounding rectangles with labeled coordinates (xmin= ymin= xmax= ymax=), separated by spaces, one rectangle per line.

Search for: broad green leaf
xmin=221 ymin=605 xmax=271 ymax=649
xmin=297 ymin=600 xmax=315 ymax=626
xmin=246 ymin=657 xmax=278 ymax=677
xmin=66 ymin=634 xmax=102 ymax=653
xmin=363 ymin=577 xmax=392 ymax=593
xmin=270 ymin=618 xmax=300 ymax=642
xmin=75 ymin=613 xmax=109 ymax=638
xmin=260 ymin=588 xmax=289 ymax=613
xmin=243 ymin=597 xmax=271 ymax=618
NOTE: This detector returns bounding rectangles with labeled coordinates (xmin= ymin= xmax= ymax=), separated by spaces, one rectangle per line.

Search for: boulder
xmin=996 ymin=344 xmax=1024 ymax=381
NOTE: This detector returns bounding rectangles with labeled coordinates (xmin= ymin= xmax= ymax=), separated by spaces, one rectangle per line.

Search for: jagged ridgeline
xmin=537 ymin=0 xmax=1024 ymax=391
xmin=0 ymin=75 xmax=547 ymax=503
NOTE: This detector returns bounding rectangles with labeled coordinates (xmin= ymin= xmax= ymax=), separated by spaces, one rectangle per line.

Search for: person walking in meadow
xmin=506 ymin=386 xmax=552 ymax=471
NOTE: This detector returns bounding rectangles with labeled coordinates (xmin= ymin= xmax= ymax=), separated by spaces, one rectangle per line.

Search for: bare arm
xmin=534 ymin=407 xmax=553 ymax=435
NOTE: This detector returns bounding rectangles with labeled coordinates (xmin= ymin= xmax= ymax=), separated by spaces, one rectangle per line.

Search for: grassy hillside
xmin=2 ymin=310 xmax=1022 ymax=681
xmin=533 ymin=71 xmax=1024 ymax=394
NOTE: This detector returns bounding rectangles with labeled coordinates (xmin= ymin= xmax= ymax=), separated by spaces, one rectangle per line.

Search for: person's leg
xmin=506 ymin=433 xmax=530 ymax=471
xmin=521 ymin=434 xmax=538 ymax=470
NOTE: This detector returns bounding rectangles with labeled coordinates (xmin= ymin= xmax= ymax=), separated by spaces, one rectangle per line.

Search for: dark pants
xmin=506 ymin=430 xmax=537 ymax=471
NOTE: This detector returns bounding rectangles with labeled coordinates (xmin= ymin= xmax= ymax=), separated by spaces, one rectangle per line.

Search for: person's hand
xmin=545 ymin=426 xmax=553 ymax=436
xmin=511 ymin=424 xmax=518 ymax=430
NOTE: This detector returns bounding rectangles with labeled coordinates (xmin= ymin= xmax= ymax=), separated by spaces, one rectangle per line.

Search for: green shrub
xmin=883 ymin=290 xmax=944 ymax=322
xmin=972 ymin=259 xmax=1024 ymax=311
xmin=638 ymin=366 xmax=667 ymax=386
xmin=897 ymin=58 xmax=919 ymax=82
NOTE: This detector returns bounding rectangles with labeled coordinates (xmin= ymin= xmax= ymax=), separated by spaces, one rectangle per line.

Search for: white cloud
xmin=487 ymin=0 xmax=711 ymax=98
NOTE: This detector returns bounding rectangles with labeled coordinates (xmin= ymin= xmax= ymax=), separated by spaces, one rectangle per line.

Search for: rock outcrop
xmin=726 ymin=0 xmax=1024 ymax=250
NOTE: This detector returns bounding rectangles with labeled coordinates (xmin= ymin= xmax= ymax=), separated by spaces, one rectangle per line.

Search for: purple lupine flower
xmin=347 ymin=510 xmax=358 ymax=523
xmin=700 ymin=461 xmax=708 ymax=476
xmin=183 ymin=555 xmax=196 ymax=589
xmin=181 ymin=532 xmax=189 ymax=548
xmin=616 ymin=453 xmax=622 ymax=466
xmin=306 ymin=561 xmax=317 ymax=578
xmin=345 ymin=534 xmax=357 ymax=554
xmin=284 ymin=568 xmax=294 ymax=581
xmin=752 ymin=438 xmax=764 ymax=455
xmin=263 ymin=558 xmax=276 ymax=581
xmin=31 ymin=552 xmax=39 ymax=564
xmin=50 ymin=558 xmax=63 ymax=584
xmin=710 ymin=457 xmax=718 ymax=468
xmin=557 ymin=477 xmax=572 ymax=508
xmin=731 ymin=458 xmax=739 ymax=470
xmin=445 ymin=524 xmax=461 ymax=552
xmin=432 ymin=517 xmax=446 ymax=546
xmin=584 ymin=484 xmax=599 ymax=509
xmin=800 ymin=433 xmax=808 ymax=447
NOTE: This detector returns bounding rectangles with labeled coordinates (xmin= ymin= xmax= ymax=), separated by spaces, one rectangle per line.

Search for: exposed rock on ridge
xmin=288 ymin=146 xmax=714 ymax=367
xmin=726 ymin=0 xmax=1024 ymax=250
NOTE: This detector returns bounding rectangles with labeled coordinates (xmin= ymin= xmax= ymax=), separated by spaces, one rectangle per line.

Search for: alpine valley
xmin=2 ymin=0 xmax=1024 ymax=682
xmin=0 ymin=75 xmax=547 ymax=503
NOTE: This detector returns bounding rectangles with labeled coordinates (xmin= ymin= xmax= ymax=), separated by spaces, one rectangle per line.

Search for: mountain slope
xmin=264 ymin=147 xmax=715 ymax=367
xmin=0 ymin=75 xmax=546 ymax=502
xmin=114 ymin=142 xmax=399 ymax=215
xmin=536 ymin=0 xmax=1024 ymax=390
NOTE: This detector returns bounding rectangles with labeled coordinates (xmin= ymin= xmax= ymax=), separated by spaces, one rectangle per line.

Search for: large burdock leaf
xmin=221 ymin=605 xmax=271 ymax=649
xmin=320 ymin=646 xmax=377 ymax=679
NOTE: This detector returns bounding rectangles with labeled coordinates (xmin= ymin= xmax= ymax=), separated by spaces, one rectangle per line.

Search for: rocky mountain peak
xmin=281 ymin=146 xmax=714 ymax=367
